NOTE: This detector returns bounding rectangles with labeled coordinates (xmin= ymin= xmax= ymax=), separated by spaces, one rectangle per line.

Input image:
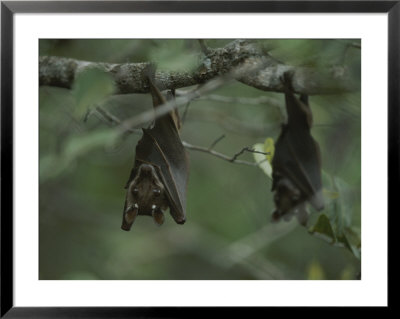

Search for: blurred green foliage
xmin=39 ymin=39 xmax=361 ymax=280
xmin=72 ymin=68 xmax=116 ymax=117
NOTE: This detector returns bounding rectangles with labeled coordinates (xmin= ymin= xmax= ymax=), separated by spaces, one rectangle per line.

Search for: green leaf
xmin=309 ymin=172 xmax=361 ymax=259
xmin=345 ymin=226 xmax=361 ymax=249
xmin=308 ymin=214 xmax=336 ymax=244
xmin=323 ymin=189 xmax=339 ymax=200
xmin=72 ymin=68 xmax=115 ymax=117
xmin=252 ymin=137 xmax=275 ymax=179
xmin=338 ymin=233 xmax=361 ymax=260
xmin=253 ymin=141 xmax=273 ymax=179
xmin=263 ymin=137 xmax=275 ymax=163
xmin=331 ymin=176 xmax=353 ymax=233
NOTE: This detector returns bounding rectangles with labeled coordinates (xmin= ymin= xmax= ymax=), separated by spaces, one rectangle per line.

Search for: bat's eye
xmin=153 ymin=188 xmax=161 ymax=196
xmin=132 ymin=188 xmax=139 ymax=195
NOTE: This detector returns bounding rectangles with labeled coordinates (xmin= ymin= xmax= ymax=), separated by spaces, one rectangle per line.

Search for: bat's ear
xmin=169 ymin=207 xmax=186 ymax=225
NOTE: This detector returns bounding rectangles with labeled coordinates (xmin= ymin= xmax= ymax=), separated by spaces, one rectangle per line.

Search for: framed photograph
xmin=1 ymin=0 xmax=396 ymax=317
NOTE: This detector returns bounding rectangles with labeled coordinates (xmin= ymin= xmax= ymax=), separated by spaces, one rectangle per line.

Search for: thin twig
xmin=182 ymin=141 xmax=259 ymax=167
xmin=230 ymin=147 xmax=269 ymax=163
xmin=95 ymin=106 xmax=141 ymax=134
xmin=94 ymin=106 xmax=261 ymax=167
xmin=183 ymin=142 xmax=268 ymax=166
xmin=181 ymin=101 xmax=191 ymax=125
xmin=83 ymin=108 xmax=93 ymax=123
xmin=208 ymin=134 xmax=225 ymax=150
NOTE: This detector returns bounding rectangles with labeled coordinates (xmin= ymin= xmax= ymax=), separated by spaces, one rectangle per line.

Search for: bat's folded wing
xmin=276 ymin=129 xmax=324 ymax=211
xmin=135 ymin=116 xmax=189 ymax=224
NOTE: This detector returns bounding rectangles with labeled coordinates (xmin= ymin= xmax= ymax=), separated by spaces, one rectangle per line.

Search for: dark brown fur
xmin=271 ymin=73 xmax=324 ymax=226
xmin=121 ymin=65 xmax=189 ymax=230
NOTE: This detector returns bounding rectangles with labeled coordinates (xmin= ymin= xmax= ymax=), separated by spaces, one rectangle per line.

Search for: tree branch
xmin=39 ymin=39 xmax=356 ymax=95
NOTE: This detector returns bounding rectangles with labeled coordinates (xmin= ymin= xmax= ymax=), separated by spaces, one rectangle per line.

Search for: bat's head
xmin=273 ymin=177 xmax=302 ymax=212
xmin=122 ymin=164 xmax=169 ymax=230
xmin=271 ymin=176 xmax=308 ymax=226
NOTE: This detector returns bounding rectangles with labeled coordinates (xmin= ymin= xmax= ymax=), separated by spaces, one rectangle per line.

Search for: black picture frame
xmin=1 ymin=1 xmax=396 ymax=317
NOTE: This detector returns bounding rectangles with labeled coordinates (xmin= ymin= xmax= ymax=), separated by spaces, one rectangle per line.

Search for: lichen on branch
xmin=39 ymin=40 xmax=355 ymax=95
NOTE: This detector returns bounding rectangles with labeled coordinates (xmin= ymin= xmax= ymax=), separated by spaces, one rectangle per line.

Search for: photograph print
xmin=39 ymin=39 xmax=361 ymax=280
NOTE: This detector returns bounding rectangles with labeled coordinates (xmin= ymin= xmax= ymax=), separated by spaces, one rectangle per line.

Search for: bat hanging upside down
xmin=121 ymin=65 xmax=189 ymax=230
xmin=271 ymin=72 xmax=324 ymax=226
